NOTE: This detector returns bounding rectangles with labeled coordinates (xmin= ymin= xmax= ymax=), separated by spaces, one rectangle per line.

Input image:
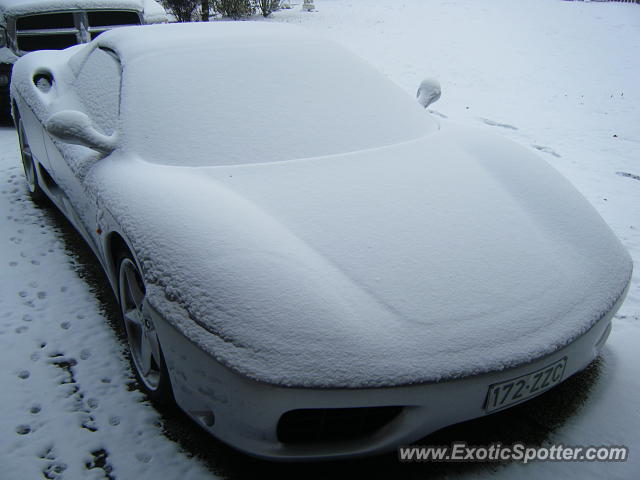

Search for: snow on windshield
xmin=120 ymin=41 xmax=436 ymax=166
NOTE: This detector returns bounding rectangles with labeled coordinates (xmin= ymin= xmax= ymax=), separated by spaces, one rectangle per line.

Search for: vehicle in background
xmin=0 ymin=0 xmax=167 ymax=120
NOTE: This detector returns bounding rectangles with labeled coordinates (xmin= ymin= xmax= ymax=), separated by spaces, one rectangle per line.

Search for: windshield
xmin=121 ymin=42 xmax=436 ymax=166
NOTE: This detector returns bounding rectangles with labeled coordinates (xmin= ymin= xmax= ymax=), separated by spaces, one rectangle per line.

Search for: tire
xmin=16 ymin=111 xmax=46 ymax=204
xmin=117 ymin=251 xmax=174 ymax=405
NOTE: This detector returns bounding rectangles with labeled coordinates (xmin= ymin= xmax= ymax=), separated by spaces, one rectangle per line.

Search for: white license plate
xmin=485 ymin=357 xmax=567 ymax=413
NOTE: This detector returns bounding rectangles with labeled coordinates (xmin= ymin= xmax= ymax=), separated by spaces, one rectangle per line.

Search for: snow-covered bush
xmin=255 ymin=0 xmax=280 ymax=17
xmin=212 ymin=0 xmax=254 ymax=18
xmin=163 ymin=0 xmax=201 ymax=22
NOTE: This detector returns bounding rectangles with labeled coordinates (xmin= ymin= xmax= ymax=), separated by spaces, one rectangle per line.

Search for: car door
xmin=43 ymin=46 xmax=122 ymax=256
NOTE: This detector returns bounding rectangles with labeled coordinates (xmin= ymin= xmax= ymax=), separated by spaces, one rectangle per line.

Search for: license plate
xmin=484 ymin=357 xmax=567 ymax=413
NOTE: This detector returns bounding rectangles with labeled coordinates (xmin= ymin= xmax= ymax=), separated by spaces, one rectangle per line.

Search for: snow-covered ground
xmin=1 ymin=0 xmax=638 ymax=478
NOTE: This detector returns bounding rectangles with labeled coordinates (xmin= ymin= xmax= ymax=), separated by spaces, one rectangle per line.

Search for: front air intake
xmin=277 ymin=406 xmax=403 ymax=444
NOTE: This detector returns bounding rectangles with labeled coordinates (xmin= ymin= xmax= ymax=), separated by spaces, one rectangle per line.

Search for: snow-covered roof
xmin=97 ymin=21 xmax=334 ymax=62
xmin=93 ymin=22 xmax=438 ymax=165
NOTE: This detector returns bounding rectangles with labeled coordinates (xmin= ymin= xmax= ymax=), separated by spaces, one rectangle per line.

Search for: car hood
xmin=91 ymin=124 xmax=632 ymax=388
xmin=0 ymin=0 xmax=145 ymax=17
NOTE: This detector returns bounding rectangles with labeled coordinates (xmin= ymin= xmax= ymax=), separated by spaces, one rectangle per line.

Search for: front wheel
xmin=16 ymin=113 xmax=45 ymax=203
xmin=117 ymin=252 xmax=173 ymax=405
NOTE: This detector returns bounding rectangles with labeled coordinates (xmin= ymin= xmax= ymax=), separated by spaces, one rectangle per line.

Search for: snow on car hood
xmin=90 ymin=124 xmax=632 ymax=388
xmin=0 ymin=0 xmax=146 ymax=16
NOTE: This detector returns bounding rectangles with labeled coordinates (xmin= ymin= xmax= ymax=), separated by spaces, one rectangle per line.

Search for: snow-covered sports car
xmin=10 ymin=22 xmax=632 ymax=460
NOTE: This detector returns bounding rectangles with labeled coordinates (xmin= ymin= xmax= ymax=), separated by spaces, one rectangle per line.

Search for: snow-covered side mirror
xmin=417 ymin=78 xmax=441 ymax=109
xmin=45 ymin=110 xmax=116 ymax=154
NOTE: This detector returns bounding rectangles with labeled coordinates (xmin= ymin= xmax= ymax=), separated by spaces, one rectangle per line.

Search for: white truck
xmin=0 ymin=0 xmax=167 ymax=120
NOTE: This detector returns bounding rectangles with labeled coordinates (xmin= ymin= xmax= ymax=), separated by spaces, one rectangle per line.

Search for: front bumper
xmin=148 ymin=288 xmax=625 ymax=461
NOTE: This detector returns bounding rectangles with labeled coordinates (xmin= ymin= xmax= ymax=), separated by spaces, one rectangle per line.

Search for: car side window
xmin=73 ymin=47 xmax=121 ymax=136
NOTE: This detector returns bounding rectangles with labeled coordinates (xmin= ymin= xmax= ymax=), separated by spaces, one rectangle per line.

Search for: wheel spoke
xmin=123 ymin=308 xmax=143 ymax=328
xmin=147 ymin=327 xmax=162 ymax=370
xmin=125 ymin=265 xmax=145 ymax=310
xmin=18 ymin=121 xmax=36 ymax=189
xmin=23 ymin=161 xmax=34 ymax=186
xmin=139 ymin=331 xmax=153 ymax=375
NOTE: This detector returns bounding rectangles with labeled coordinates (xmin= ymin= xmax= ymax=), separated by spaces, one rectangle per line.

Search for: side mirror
xmin=45 ymin=110 xmax=116 ymax=154
xmin=416 ymin=78 xmax=441 ymax=109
